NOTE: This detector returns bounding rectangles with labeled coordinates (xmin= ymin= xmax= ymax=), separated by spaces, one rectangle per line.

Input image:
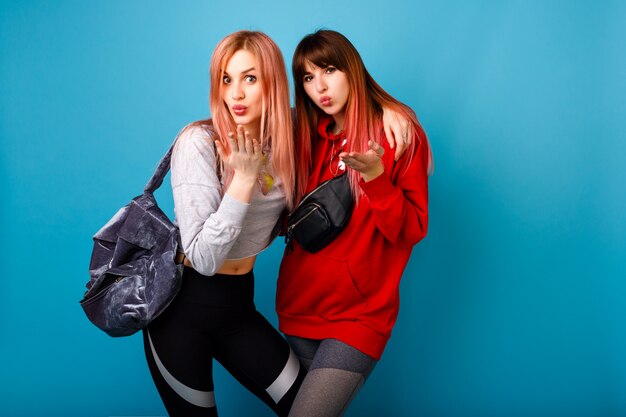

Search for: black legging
xmin=144 ymin=267 xmax=305 ymax=417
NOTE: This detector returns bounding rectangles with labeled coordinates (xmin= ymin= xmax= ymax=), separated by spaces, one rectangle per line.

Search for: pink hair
xmin=208 ymin=31 xmax=296 ymax=209
xmin=292 ymin=30 xmax=433 ymax=202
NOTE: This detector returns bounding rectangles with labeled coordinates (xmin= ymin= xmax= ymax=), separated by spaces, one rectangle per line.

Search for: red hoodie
xmin=276 ymin=116 xmax=430 ymax=360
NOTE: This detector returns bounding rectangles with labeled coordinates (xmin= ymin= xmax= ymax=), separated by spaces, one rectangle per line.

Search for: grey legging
xmin=286 ymin=336 xmax=377 ymax=417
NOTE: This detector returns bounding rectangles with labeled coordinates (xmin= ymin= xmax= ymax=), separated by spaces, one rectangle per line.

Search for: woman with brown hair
xmin=277 ymin=29 xmax=433 ymax=416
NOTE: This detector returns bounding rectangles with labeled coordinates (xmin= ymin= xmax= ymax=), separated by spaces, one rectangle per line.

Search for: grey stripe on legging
xmin=266 ymin=347 xmax=300 ymax=403
xmin=147 ymin=329 xmax=216 ymax=408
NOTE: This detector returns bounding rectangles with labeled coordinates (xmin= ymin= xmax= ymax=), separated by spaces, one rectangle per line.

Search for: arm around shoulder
xmin=359 ymin=132 xmax=430 ymax=248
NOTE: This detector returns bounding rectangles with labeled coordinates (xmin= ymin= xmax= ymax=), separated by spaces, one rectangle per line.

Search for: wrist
xmin=227 ymin=171 xmax=257 ymax=203
xmin=232 ymin=170 xmax=257 ymax=187
xmin=361 ymin=162 xmax=384 ymax=182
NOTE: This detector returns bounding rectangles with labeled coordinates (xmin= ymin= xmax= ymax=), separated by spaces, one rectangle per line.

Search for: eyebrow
xmin=223 ymin=67 xmax=256 ymax=76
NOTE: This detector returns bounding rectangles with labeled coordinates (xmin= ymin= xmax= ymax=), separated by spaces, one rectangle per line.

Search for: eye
xmin=222 ymin=75 xmax=231 ymax=84
xmin=303 ymin=74 xmax=313 ymax=83
xmin=325 ymin=66 xmax=337 ymax=74
xmin=244 ymin=75 xmax=257 ymax=83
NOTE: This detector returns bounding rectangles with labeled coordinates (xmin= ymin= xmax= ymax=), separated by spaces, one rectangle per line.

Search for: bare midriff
xmin=217 ymin=255 xmax=257 ymax=275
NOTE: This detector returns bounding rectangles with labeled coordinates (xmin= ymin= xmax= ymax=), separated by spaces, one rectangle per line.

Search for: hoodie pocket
xmin=277 ymin=253 xmax=367 ymax=321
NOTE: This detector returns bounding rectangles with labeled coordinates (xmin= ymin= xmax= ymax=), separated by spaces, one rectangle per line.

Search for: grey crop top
xmin=171 ymin=123 xmax=286 ymax=276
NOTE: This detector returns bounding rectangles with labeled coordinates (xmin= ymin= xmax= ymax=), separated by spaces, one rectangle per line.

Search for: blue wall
xmin=1 ymin=1 xmax=625 ymax=416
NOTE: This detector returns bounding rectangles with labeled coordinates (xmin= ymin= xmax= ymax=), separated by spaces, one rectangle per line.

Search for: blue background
xmin=1 ymin=1 xmax=625 ymax=416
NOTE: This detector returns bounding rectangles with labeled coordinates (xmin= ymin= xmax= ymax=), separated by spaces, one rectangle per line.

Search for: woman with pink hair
xmin=143 ymin=31 xmax=304 ymax=417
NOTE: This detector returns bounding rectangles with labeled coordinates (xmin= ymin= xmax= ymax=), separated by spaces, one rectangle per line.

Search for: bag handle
xmin=143 ymin=124 xmax=217 ymax=195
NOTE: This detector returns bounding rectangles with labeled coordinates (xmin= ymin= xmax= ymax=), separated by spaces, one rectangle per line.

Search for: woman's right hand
xmin=215 ymin=125 xmax=263 ymax=181
xmin=215 ymin=125 xmax=263 ymax=203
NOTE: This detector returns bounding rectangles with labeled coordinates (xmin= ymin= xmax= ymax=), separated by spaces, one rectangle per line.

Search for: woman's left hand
xmin=340 ymin=140 xmax=385 ymax=182
xmin=382 ymin=107 xmax=413 ymax=161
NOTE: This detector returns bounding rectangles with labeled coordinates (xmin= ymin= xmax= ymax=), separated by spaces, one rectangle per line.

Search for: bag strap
xmin=143 ymin=124 xmax=217 ymax=195
xmin=143 ymin=140 xmax=177 ymax=195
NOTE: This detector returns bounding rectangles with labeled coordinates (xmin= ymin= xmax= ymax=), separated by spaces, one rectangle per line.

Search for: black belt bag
xmin=286 ymin=174 xmax=354 ymax=253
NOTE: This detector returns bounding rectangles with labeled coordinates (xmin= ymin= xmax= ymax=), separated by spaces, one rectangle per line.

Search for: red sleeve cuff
xmin=359 ymin=172 xmax=397 ymax=202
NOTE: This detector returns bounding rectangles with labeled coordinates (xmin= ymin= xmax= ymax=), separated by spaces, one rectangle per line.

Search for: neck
xmin=332 ymin=111 xmax=346 ymax=134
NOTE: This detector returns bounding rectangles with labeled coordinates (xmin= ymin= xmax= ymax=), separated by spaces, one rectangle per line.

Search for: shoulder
xmin=379 ymin=120 xmax=430 ymax=175
xmin=402 ymin=122 xmax=430 ymax=175
xmin=173 ymin=120 xmax=218 ymax=160
xmin=376 ymin=121 xmax=395 ymax=164
xmin=171 ymin=120 xmax=221 ymax=185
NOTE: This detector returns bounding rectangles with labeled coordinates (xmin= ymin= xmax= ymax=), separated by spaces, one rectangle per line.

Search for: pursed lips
xmin=232 ymin=104 xmax=248 ymax=115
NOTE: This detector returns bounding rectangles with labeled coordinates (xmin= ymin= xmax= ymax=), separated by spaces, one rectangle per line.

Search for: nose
xmin=315 ymin=77 xmax=327 ymax=94
xmin=231 ymin=81 xmax=244 ymax=100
